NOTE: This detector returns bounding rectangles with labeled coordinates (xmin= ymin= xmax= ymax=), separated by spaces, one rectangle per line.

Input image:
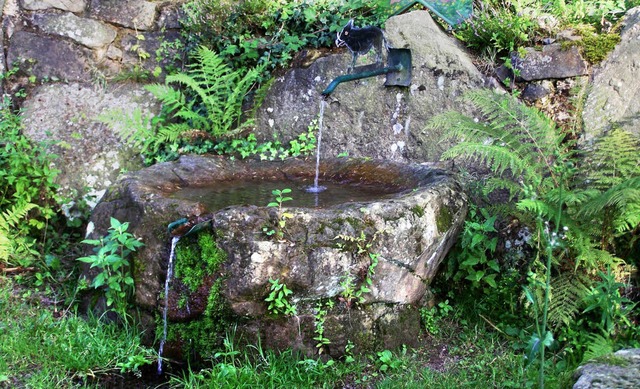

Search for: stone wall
xmin=4 ymin=0 xmax=184 ymax=89
xmin=1 ymin=0 xmax=186 ymax=211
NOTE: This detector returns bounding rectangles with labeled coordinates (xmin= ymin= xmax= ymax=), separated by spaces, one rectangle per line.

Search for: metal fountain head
xmin=321 ymin=48 xmax=412 ymax=97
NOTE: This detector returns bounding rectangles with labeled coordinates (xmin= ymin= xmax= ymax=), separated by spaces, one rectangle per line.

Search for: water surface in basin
xmin=170 ymin=179 xmax=404 ymax=210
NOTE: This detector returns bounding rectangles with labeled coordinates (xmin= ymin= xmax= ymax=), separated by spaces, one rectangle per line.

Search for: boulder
xmin=89 ymin=0 xmax=157 ymax=30
xmin=21 ymin=0 xmax=86 ymax=13
xmin=7 ymin=30 xmax=92 ymax=82
xmin=32 ymin=11 xmax=117 ymax=49
xmin=20 ymin=83 xmax=160 ymax=214
xmin=254 ymin=11 xmax=487 ymax=163
xmin=514 ymin=44 xmax=588 ymax=81
xmin=86 ymin=155 xmax=467 ymax=357
xmin=582 ymin=7 xmax=640 ymax=143
xmin=573 ymin=349 xmax=640 ymax=389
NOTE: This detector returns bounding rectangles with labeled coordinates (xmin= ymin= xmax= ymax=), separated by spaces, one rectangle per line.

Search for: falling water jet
xmin=157 ymin=236 xmax=179 ymax=375
xmin=306 ymin=97 xmax=327 ymax=194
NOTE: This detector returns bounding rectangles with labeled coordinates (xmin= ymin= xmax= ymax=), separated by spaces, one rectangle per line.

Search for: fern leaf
xmin=581 ymin=332 xmax=613 ymax=363
xmin=0 ymin=202 xmax=37 ymax=262
xmin=442 ymin=142 xmax=531 ymax=179
xmin=547 ymin=272 xmax=591 ymax=330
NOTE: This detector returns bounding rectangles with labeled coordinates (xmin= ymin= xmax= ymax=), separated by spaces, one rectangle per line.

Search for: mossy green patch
xmin=564 ymin=25 xmax=621 ymax=64
xmin=411 ymin=205 xmax=425 ymax=218
xmin=174 ymin=232 xmax=226 ymax=292
xmin=580 ymin=32 xmax=620 ymax=63
xmin=436 ymin=207 xmax=453 ymax=233
xmin=161 ymin=231 xmax=233 ymax=359
xmin=166 ymin=277 xmax=232 ymax=358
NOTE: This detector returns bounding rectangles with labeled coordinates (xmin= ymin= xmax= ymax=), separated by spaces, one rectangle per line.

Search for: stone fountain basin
xmin=87 ymin=155 xmax=467 ymax=356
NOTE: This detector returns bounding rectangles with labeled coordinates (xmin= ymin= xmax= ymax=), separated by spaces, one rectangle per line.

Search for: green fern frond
xmin=575 ymin=246 xmax=625 ymax=272
xmin=431 ymin=89 xmax=565 ymax=198
xmin=516 ymin=198 xmax=556 ymax=221
xmin=98 ymin=108 xmax=155 ymax=151
xmin=442 ymin=143 xmax=532 ymax=179
xmin=586 ymin=128 xmax=640 ymax=189
xmin=547 ymin=272 xmax=591 ymax=329
xmin=581 ymin=332 xmax=613 ymax=363
xmin=0 ymin=202 xmax=36 ymax=230
xmin=0 ymin=202 xmax=37 ymax=262
xmin=482 ymin=177 xmax=522 ymax=199
xmin=579 ymin=177 xmax=640 ymax=234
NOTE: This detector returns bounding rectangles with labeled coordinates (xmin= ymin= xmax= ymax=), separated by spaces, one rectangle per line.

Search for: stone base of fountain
xmin=84 ymin=155 xmax=467 ymax=359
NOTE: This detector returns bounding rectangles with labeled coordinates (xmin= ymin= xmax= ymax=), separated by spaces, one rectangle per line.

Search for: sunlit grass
xmin=0 ymin=278 xmax=155 ymax=388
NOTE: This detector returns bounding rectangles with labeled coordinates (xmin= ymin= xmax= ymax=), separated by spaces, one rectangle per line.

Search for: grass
xmin=1 ymin=272 xmax=567 ymax=388
xmin=163 ymin=306 xmax=565 ymax=388
xmin=0 ymin=279 xmax=155 ymax=388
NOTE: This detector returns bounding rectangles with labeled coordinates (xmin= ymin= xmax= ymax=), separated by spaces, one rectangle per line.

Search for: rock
xmin=522 ymin=82 xmax=550 ymax=102
xmin=513 ymin=44 xmax=588 ymax=81
xmin=119 ymin=30 xmax=184 ymax=79
xmin=32 ymin=12 xmax=117 ymax=49
xmin=21 ymin=0 xmax=86 ymax=12
xmin=254 ymin=10 xmax=487 ymax=163
xmin=20 ymin=83 xmax=160 ymax=212
xmin=89 ymin=0 xmax=157 ymax=30
xmin=7 ymin=30 xmax=91 ymax=82
xmin=86 ymin=156 xmax=467 ymax=357
xmin=0 ymin=0 xmax=4 ymax=96
xmin=581 ymin=7 xmax=640 ymax=143
xmin=573 ymin=349 xmax=640 ymax=389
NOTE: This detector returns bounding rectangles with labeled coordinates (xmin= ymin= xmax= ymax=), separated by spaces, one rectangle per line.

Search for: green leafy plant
xmin=446 ymin=206 xmax=499 ymax=290
xmin=264 ymin=278 xmax=297 ymax=316
xmin=583 ymin=267 xmax=635 ymax=335
xmin=145 ymin=46 xmax=265 ymax=140
xmin=335 ymin=231 xmax=381 ymax=307
xmin=420 ymin=299 xmax=453 ymax=336
xmin=429 ymin=89 xmax=640 ymax=386
xmin=102 ymin=47 xmax=266 ymax=164
xmin=313 ymin=300 xmax=334 ymax=354
xmin=77 ymin=218 xmax=144 ymax=320
xmin=375 ymin=348 xmax=405 ymax=373
xmin=213 ymin=124 xmax=316 ymax=161
xmin=263 ymin=188 xmax=293 ymax=240
xmin=453 ymin=0 xmax=538 ymax=57
xmin=0 ymin=95 xmax=62 ymax=275
xmin=180 ymin=0 xmax=389 ymax=80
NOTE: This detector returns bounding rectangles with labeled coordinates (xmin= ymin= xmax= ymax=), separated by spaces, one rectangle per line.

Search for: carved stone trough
xmin=86 ymin=155 xmax=467 ymax=359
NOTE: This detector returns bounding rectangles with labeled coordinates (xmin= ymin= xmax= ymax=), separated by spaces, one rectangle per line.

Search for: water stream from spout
xmin=306 ymin=98 xmax=327 ymax=193
xmin=157 ymin=236 xmax=179 ymax=375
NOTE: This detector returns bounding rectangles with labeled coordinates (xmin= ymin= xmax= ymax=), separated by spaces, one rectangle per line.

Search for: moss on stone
xmin=436 ymin=206 xmax=452 ymax=233
xmin=580 ymin=32 xmax=620 ymax=64
xmin=174 ymin=232 xmax=226 ymax=292
xmin=166 ymin=277 xmax=232 ymax=358
xmin=165 ymin=231 xmax=233 ymax=359
xmin=563 ymin=26 xmax=621 ymax=64
xmin=411 ymin=205 xmax=425 ymax=217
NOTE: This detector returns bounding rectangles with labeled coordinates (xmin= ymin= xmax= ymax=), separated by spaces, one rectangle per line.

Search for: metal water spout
xmin=167 ymin=214 xmax=214 ymax=237
xmin=321 ymin=48 xmax=412 ymax=97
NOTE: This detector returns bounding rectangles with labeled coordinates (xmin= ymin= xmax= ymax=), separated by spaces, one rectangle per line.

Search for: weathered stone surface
xmin=7 ymin=30 xmax=91 ymax=82
xmin=119 ymin=30 xmax=184 ymax=79
xmin=89 ymin=0 xmax=157 ymax=30
xmin=522 ymin=82 xmax=550 ymax=102
xmin=573 ymin=349 xmax=640 ymax=389
xmin=86 ymin=156 xmax=467 ymax=356
xmin=21 ymin=0 xmax=86 ymax=12
xmin=582 ymin=7 xmax=640 ymax=143
xmin=0 ymin=0 xmax=5 ymax=97
xmin=254 ymin=11 xmax=486 ymax=163
xmin=32 ymin=12 xmax=117 ymax=49
xmin=20 ymin=83 xmax=160 ymax=211
xmin=514 ymin=44 xmax=588 ymax=81
xmin=156 ymin=2 xmax=183 ymax=30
